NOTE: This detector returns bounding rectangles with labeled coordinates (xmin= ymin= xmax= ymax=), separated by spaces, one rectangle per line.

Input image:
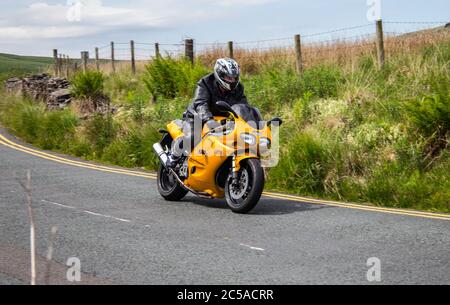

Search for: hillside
xmin=0 ymin=53 xmax=53 ymax=76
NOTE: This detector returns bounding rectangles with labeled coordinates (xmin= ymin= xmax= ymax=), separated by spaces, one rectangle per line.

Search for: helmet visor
xmin=224 ymin=75 xmax=238 ymax=83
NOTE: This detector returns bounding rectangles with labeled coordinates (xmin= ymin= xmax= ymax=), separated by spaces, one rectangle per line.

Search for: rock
xmin=76 ymin=95 xmax=111 ymax=117
xmin=4 ymin=77 xmax=23 ymax=93
xmin=47 ymin=89 xmax=72 ymax=110
xmin=4 ymin=73 xmax=72 ymax=109
xmin=50 ymin=88 xmax=71 ymax=99
xmin=21 ymin=73 xmax=63 ymax=102
xmin=4 ymin=73 xmax=113 ymax=116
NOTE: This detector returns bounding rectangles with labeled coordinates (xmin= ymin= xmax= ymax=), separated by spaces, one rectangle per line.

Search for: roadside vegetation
xmin=0 ymin=30 xmax=449 ymax=212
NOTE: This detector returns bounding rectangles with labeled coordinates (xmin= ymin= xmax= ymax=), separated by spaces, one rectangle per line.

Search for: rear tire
xmin=157 ymin=165 xmax=188 ymax=201
xmin=225 ymin=159 xmax=264 ymax=214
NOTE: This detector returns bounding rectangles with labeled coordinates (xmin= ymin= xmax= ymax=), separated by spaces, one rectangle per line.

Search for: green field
xmin=0 ymin=53 xmax=53 ymax=80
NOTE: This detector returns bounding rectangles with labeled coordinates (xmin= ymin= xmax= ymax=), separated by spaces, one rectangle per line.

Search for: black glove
xmin=206 ymin=119 xmax=221 ymax=130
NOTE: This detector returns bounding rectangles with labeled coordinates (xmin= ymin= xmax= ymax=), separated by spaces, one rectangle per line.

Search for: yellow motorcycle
xmin=153 ymin=102 xmax=282 ymax=214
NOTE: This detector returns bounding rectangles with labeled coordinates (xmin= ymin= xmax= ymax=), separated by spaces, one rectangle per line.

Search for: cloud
xmin=213 ymin=0 xmax=279 ymax=6
xmin=0 ymin=1 xmax=201 ymax=40
xmin=0 ymin=0 xmax=279 ymax=41
xmin=0 ymin=25 xmax=102 ymax=40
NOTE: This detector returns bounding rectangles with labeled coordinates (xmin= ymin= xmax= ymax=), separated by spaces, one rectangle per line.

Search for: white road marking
xmin=41 ymin=199 xmax=76 ymax=209
xmin=83 ymin=210 xmax=131 ymax=223
xmin=112 ymin=217 xmax=131 ymax=223
xmin=84 ymin=210 xmax=106 ymax=217
xmin=240 ymin=243 xmax=265 ymax=251
xmin=40 ymin=199 xmax=132 ymax=223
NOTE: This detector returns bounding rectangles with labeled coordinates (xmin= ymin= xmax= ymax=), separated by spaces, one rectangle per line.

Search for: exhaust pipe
xmin=153 ymin=143 xmax=169 ymax=167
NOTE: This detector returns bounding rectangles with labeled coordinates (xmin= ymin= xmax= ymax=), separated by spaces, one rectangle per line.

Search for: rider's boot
xmin=166 ymin=137 xmax=185 ymax=169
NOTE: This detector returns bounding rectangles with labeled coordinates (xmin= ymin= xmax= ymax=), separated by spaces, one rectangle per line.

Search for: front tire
xmin=157 ymin=165 xmax=188 ymax=201
xmin=225 ymin=159 xmax=264 ymax=214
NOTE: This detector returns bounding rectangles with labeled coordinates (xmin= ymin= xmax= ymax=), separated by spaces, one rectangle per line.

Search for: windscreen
xmin=231 ymin=104 xmax=264 ymax=129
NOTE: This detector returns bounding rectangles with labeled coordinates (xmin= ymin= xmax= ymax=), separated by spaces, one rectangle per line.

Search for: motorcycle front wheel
xmin=225 ymin=159 xmax=265 ymax=214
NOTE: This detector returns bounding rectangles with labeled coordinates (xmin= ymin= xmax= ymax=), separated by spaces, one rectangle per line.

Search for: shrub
xmin=67 ymin=139 xmax=93 ymax=158
xmin=244 ymin=64 xmax=342 ymax=114
xmin=358 ymin=54 xmax=376 ymax=72
xmin=102 ymin=127 xmax=160 ymax=169
xmin=36 ymin=110 xmax=78 ymax=150
xmin=244 ymin=65 xmax=303 ymax=112
xmin=83 ymin=114 xmax=117 ymax=155
xmin=267 ymin=132 xmax=330 ymax=194
xmin=126 ymin=91 xmax=146 ymax=122
xmin=0 ymin=99 xmax=44 ymax=143
xmin=300 ymin=65 xmax=342 ymax=99
xmin=0 ymin=98 xmax=78 ymax=151
xmin=405 ymin=77 xmax=450 ymax=138
xmin=71 ymin=71 xmax=105 ymax=99
xmin=103 ymin=71 xmax=149 ymax=105
xmin=364 ymin=156 xmax=450 ymax=212
xmin=143 ymin=57 xmax=208 ymax=99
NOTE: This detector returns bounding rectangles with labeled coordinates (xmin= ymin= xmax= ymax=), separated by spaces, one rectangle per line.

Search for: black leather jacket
xmin=184 ymin=73 xmax=248 ymax=123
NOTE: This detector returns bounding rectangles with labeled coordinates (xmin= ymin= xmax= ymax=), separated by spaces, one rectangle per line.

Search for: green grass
xmin=1 ymin=40 xmax=449 ymax=213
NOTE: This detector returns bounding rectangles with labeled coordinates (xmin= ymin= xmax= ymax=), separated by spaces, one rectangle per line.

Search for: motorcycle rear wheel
xmin=225 ymin=159 xmax=264 ymax=214
xmin=157 ymin=165 xmax=188 ymax=201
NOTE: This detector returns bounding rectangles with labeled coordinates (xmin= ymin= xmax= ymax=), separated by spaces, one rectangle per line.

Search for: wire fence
xmin=52 ymin=20 xmax=449 ymax=76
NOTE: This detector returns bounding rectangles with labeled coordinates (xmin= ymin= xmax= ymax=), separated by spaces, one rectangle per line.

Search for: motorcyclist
xmin=167 ymin=58 xmax=248 ymax=167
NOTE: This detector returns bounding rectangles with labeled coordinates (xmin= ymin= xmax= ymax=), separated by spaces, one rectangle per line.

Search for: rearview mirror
xmin=267 ymin=117 xmax=283 ymax=127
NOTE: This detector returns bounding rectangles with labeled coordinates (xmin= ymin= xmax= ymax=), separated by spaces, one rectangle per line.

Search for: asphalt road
xmin=1 ymin=129 xmax=449 ymax=285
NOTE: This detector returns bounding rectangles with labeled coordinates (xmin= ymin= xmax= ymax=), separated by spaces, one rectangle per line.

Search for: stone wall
xmin=4 ymin=73 xmax=72 ymax=110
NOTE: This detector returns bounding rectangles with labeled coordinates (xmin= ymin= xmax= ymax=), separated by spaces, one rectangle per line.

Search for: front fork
xmin=231 ymin=154 xmax=239 ymax=186
xmin=231 ymin=153 xmax=259 ymax=186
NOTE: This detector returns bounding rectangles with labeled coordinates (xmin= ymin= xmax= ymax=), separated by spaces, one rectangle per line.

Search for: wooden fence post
xmin=185 ymin=39 xmax=194 ymax=64
xmin=111 ymin=42 xmax=116 ymax=73
xmin=58 ymin=54 xmax=63 ymax=77
xmin=81 ymin=51 xmax=89 ymax=73
xmin=65 ymin=55 xmax=70 ymax=78
xmin=294 ymin=34 xmax=303 ymax=74
xmin=62 ymin=55 xmax=66 ymax=78
xmin=53 ymin=49 xmax=59 ymax=76
xmin=375 ymin=19 xmax=385 ymax=68
xmin=130 ymin=40 xmax=136 ymax=74
xmin=155 ymin=43 xmax=160 ymax=59
xmin=228 ymin=41 xmax=234 ymax=59
xmin=95 ymin=47 xmax=100 ymax=71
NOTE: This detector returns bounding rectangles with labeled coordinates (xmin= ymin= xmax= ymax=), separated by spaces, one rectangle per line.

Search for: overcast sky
xmin=0 ymin=0 xmax=448 ymax=58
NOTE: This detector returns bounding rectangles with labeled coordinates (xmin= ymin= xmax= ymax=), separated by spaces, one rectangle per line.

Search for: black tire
xmin=157 ymin=165 xmax=188 ymax=201
xmin=225 ymin=159 xmax=264 ymax=214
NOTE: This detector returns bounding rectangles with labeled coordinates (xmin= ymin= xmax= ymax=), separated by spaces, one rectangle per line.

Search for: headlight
xmin=240 ymin=133 xmax=256 ymax=146
xmin=260 ymin=137 xmax=271 ymax=147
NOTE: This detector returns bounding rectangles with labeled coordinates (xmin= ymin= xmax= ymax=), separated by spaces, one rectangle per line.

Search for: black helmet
xmin=214 ymin=58 xmax=240 ymax=91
